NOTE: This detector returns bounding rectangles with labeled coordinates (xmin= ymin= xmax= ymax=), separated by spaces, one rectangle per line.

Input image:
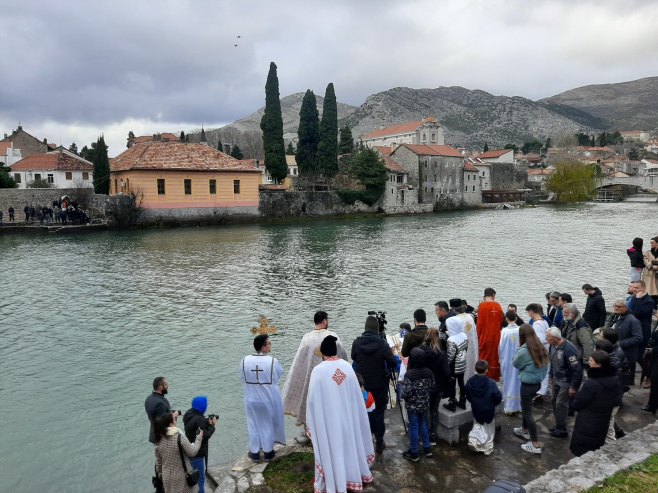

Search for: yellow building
xmin=110 ymin=139 xmax=261 ymax=220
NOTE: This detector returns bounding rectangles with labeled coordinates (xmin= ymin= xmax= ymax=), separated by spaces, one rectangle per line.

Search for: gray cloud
xmin=1 ymin=0 xmax=657 ymax=155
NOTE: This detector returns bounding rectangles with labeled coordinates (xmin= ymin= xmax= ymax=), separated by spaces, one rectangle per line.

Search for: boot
xmin=443 ymin=400 xmax=457 ymax=412
xmin=457 ymin=397 xmax=467 ymax=410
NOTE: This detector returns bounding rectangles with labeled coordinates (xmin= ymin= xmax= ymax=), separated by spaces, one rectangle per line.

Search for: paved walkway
xmin=209 ymin=383 xmax=657 ymax=493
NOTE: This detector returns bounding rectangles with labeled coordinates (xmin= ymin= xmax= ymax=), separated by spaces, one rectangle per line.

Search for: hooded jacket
xmin=628 ymin=247 xmax=645 ymax=268
xmin=400 ymin=347 xmax=435 ymax=414
xmin=351 ymin=331 xmax=398 ymax=390
xmin=584 ymin=288 xmax=607 ymax=330
xmin=183 ymin=398 xmax=215 ymax=459
xmin=445 ymin=317 xmax=468 ymax=375
xmin=570 ymin=365 xmax=622 ymax=457
xmin=464 ymin=374 xmax=502 ymax=424
xmin=561 ymin=315 xmax=595 ymax=365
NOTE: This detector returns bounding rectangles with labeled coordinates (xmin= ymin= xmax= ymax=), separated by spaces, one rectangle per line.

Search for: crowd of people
xmin=0 ymin=198 xmax=90 ymax=226
xmin=143 ymin=236 xmax=658 ymax=493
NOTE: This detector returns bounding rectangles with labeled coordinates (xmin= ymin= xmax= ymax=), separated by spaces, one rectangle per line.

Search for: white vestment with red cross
xmin=306 ymin=358 xmax=374 ymax=493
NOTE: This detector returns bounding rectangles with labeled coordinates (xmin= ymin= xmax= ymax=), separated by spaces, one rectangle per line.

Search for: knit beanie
xmin=364 ymin=316 xmax=380 ymax=333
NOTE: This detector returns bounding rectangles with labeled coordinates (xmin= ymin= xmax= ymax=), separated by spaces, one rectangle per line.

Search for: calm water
xmin=1 ymin=203 xmax=656 ymax=492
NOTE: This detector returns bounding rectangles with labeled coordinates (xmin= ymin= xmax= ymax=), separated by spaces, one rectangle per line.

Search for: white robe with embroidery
xmin=306 ymin=358 xmax=374 ymax=493
xmin=239 ymin=354 xmax=286 ymax=453
xmin=532 ymin=319 xmax=550 ymax=396
xmin=281 ymin=329 xmax=347 ymax=426
xmin=499 ymin=323 xmax=522 ymax=413
xmin=456 ymin=313 xmax=479 ymax=381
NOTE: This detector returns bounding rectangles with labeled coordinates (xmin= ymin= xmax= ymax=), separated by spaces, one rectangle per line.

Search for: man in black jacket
xmin=401 ymin=309 xmax=429 ymax=357
xmin=351 ymin=316 xmax=399 ymax=453
xmin=434 ymin=300 xmax=455 ymax=351
xmin=631 ymin=281 xmax=656 ymax=363
xmin=582 ymin=284 xmax=607 ymax=330
xmin=184 ymin=396 xmax=217 ymax=493
xmin=606 ymin=299 xmax=643 ymax=385
xmin=145 ymin=376 xmax=178 ymax=444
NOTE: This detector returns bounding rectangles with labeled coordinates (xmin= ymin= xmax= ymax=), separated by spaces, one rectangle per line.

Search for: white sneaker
xmin=521 ymin=441 xmax=542 ymax=454
xmin=513 ymin=427 xmax=530 ymax=440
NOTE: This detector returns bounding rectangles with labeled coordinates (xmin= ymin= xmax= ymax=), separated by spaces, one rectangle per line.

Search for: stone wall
xmin=525 ymin=421 xmax=658 ymax=493
xmin=491 ymin=163 xmax=527 ymax=190
xmin=136 ymin=206 xmax=260 ymax=225
xmin=0 ymin=188 xmax=108 ymax=219
xmin=259 ymin=190 xmax=379 ymax=217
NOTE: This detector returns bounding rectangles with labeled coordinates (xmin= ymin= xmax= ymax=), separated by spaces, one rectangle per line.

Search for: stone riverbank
xmin=205 ymin=384 xmax=657 ymax=493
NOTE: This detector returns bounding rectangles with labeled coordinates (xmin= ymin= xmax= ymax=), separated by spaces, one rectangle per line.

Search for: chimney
xmin=3 ymin=133 xmax=6 ymax=139
xmin=17 ymin=125 xmax=22 ymax=131
xmin=43 ymin=138 xmax=47 ymax=144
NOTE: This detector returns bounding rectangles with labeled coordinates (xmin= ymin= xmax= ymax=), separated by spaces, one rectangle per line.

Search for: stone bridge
xmin=597 ymin=174 xmax=658 ymax=193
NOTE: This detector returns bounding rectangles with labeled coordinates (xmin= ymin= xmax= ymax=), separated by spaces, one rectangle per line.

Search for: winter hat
xmin=192 ymin=396 xmax=208 ymax=414
xmin=365 ymin=316 xmax=380 ymax=333
xmin=320 ymin=335 xmax=338 ymax=356
xmin=449 ymin=298 xmax=462 ymax=308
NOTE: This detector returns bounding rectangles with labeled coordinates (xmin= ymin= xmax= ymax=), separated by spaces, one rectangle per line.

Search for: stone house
xmin=527 ymin=167 xmax=555 ymax=192
xmin=10 ymin=149 xmax=94 ymax=189
xmin=620 ymin=131 xmax=650 ymax=143
xmin=462 ymin=160 xmax=482 ymax=206
xmin=0 ymin=126 xmax=52 ymax=159
xmin=371 ymin=146 xmax=427 ymax=213
xmin=361 ymin=117 xmax=445 ymax=149
xmin=390 ymin=144 xmax=472 ymax=208
xmin=110 ymin=139 xmax=261 ymax=220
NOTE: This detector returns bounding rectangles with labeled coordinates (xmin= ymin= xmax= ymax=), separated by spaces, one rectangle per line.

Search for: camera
xmin=207 ymin=414 xmax=219 ymax=421
xmin=368 ymin=310 xmax=387 ymax=333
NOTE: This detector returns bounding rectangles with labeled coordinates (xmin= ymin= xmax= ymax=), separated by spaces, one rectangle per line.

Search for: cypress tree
xmin=260 ymin=62 xmax=287 ymax=183
xmin=339 ymin=125 xmax=354 ymax=154
xmin=483 ymin=142 xmax=489 ymax=152
xmin=93 ymin=135 xmax=110 ymax=194
xmin=317 ymin=83 xmax=339 ymax=178
xmin=295 ymin=89 xmax=320 ymax=177
xmin=217 ymin=137 xmax=224 ymax=153
xmin=180 ymin=131 xmax=185 ymax=142
xmin=286 ymin=142 xmax=295 ymax=155
xmin=230 ymin=145 xmax=244 ymax=160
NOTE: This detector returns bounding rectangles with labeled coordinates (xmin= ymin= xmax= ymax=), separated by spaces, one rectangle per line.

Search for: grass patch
xmin=262 ymin=452 xmax=315 ymax=493
xmin=586 ymin=454 xmax=658 ymax=493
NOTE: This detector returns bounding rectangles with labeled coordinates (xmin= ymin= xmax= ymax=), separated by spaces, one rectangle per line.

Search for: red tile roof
xmin=463 ymin=161 xmax=479 ymax=172
xmin=363 ymin=121 xmax=424 ymax=139
xmin=382 ymin=155 xmax=406 ymax=173
xmin=373 ymin=146 xmax=394 ymax=156
xmin=10 ymin=150 xmax=93 ymax=171
xmin=395 ymin=144 xmax=463 ymax=158
xmin=479 ymin=149 xmax=512 ymax=159
xmin=110 ymin=141 xmax=260 ymax=172
xmin=527 ymin=168 xmax=555 ymax=176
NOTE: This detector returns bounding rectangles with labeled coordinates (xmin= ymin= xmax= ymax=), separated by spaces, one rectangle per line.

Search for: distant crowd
xmin=0 ymin=198 xmax=90 ymax=226
xmin=142 ymin=235 xmax=658 ymax=493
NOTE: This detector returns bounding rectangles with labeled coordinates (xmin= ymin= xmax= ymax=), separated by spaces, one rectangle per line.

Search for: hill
xmin=541 ymin=77 xmax=658 ymax=131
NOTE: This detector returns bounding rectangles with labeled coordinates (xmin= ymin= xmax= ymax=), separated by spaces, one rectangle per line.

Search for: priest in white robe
xmin=499 ymin=313 xmax=522 ymax=414
xmin=239 ymin=334 xmax=286 ymax=461
xmin=450 ymin=299 xmax=479 ymax=381
xmin=307 ymin=335 xmax=374 ymax=493
xmin=281 ymin=311 xmax=347 ymax=429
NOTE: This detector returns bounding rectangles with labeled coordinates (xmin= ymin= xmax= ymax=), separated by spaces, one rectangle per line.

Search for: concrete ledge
xmin=524 ymin=421 xmax=658 ymax=493
xmin=436 ymin=397 xmax=503 ymax=445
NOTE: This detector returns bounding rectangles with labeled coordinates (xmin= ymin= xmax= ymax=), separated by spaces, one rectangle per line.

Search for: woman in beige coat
xmin=643 ymin=237 xmax=658 ymax=300
xmin=155 ymin=413 xmax=203 ymax=493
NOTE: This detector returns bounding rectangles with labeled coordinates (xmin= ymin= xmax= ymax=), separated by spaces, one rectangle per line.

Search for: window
xmin=126 ymin=178 xmax=130 ymax=190
xmin=397 ymin=175 xmax=403 ymax=184
xmin=115 ymin=179 xmax=118 ymax=193
xmin=391 ymin=189 xmax=394 ymax=194
xmin=465 ymin=186 xmax=468 ymax=192
xmin=431 ymin=133 xmax=436 ymax=142
xmin=422 ymin=134 xmax=427 ymax=142
xmin=65 ymin=172 xmax=72 ymax=180
xmin=157 ymin=179 xmax=165 ymax=195
xmin=233 ymin=180 xmax=240 ymax=194
xmin=209 ymin=179 xmax=216 ymax=195
xmin=14 ymin=173 xmax=21 ymax=183
xmin=473 ymin=186 xmax=475 ymax=192
xmin=184 ymin=179 xmax=192 ymax=195
xmin=82 ymin=172 xmax=89 ymax=180
xmin=35 ymin=173 xmax=42 ymax=181
xmin=467 ymin=174 xmax=470 ymax=181
xmin=390 ymin=175 xmax=394 ymax=183
xmin=47 ymin=174 xmax=54 ymax=184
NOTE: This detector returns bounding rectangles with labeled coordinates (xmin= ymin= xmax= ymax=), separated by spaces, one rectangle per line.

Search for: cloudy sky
xmin=2 ymin=0 xmax=657 ymax=156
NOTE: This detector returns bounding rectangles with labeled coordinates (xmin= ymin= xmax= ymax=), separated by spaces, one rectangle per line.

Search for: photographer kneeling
xmin=351 ymin=315 xmax=399 ymax=453
xmin=183 ymin=396 xmax=217 ymax=493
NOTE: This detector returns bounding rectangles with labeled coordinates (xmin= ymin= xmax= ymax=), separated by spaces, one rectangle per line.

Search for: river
xmin=1 ymin=202 xmax=655 ymax=492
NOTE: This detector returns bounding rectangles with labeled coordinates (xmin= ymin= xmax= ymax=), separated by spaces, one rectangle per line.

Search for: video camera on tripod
xmin=367 ymin=310 xmax=387 ymax=333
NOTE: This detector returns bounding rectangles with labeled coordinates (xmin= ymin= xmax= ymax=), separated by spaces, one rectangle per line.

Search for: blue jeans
xmin=190 ymin=456 xmax=206 ymax=493
xmin=407 ymin=411 xmax=430 ymax=455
